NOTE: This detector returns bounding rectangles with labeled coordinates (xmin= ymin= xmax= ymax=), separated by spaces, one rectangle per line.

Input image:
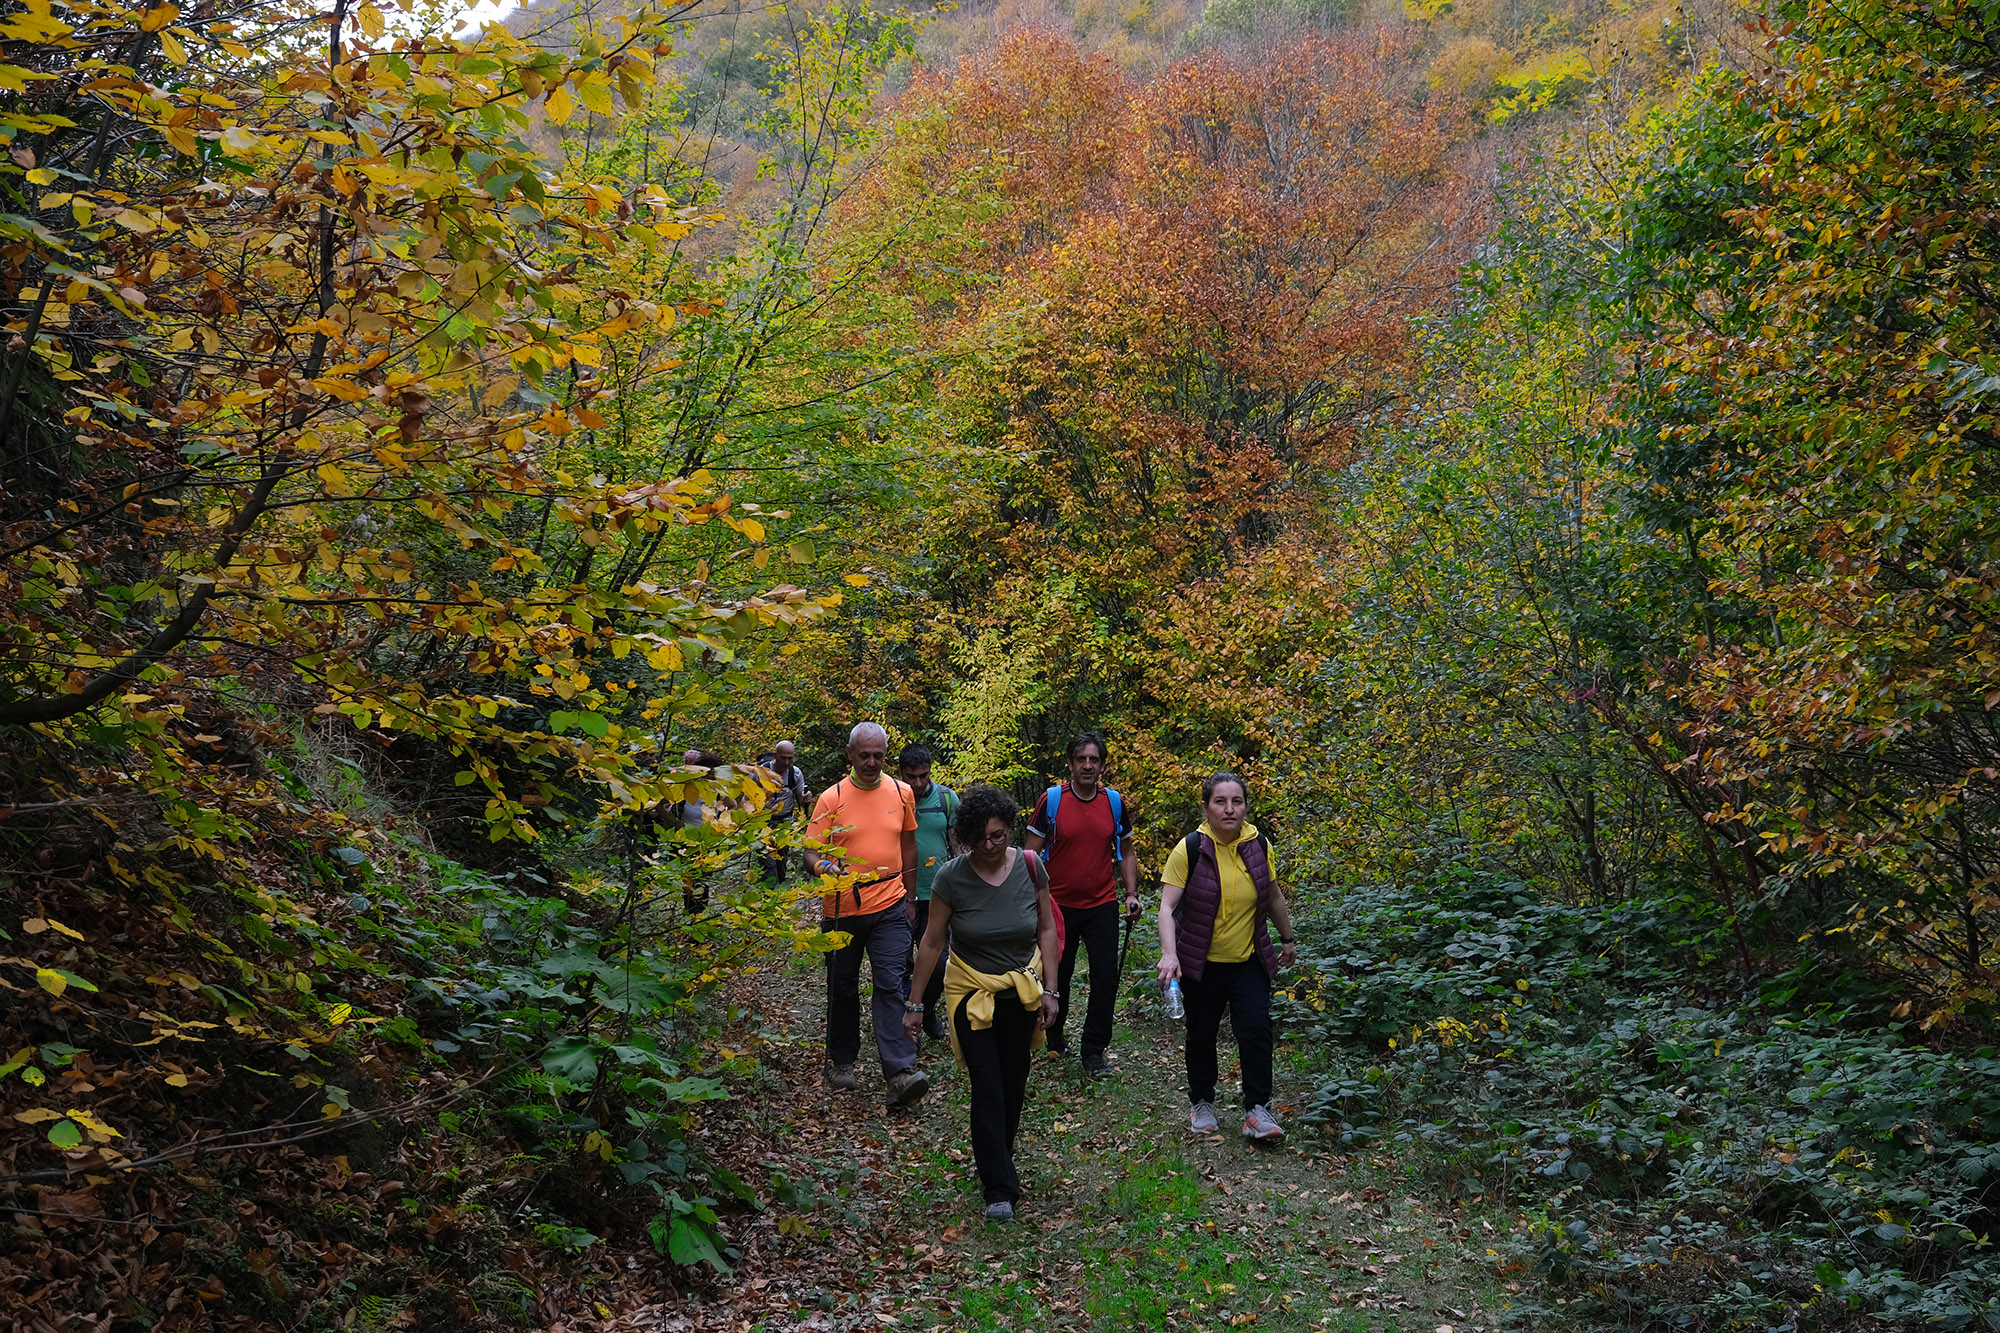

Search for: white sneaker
xmin=1242 ymin=1104 xmax=1284 ymax=1141
xmin=1189 ymin=1100 xmax=1219 ymax=1133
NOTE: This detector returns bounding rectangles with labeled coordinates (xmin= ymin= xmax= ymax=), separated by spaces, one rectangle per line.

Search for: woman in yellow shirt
xmin=1156 ymin=772 xmax=1297 ymax=1141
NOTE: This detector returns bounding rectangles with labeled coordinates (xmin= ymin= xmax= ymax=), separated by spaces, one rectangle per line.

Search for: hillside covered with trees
xmin=2 ymin=0 xmax=1997 ymax=1328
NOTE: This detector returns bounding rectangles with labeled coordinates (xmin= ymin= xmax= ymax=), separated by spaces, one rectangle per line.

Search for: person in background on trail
xmin=675 ymin=749 xmax=731 ymax=915
xmin=905 ymin=784 xmax=1060 ymax=1223
xmin=897 ymin=744 xmax=961 ymax=1041
xmin=805 ymin=722 xmax=929 ymax=1108
xmin=1156 ymin=771 xmax=1297 ymax=1142
xmin=1023 ymin=732 xmax=1139 ymax=1079
xmin=756 ymin=739 xmax=811 ymax=886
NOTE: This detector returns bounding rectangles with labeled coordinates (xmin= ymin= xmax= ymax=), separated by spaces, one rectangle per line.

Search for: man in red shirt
xmin=1024 ymin=732 xmax=1139 ymax=1078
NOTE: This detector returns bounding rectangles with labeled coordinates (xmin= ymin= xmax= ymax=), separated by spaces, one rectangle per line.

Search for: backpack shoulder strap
xmin=1042 ymin=784 xmax=1063 ymax=848
xmin=1106 ymin=787 xmax=1125 ymax=862
xmin=1023 ymin=848 xmax=1048 ymax=894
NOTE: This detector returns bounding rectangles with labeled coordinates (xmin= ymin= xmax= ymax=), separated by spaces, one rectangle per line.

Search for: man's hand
xmin=1125 ymin=894 xmax=1142 ymax=922
xmin=906 ymin=897 xmax=917 ymax=926
xmin=902 ymin=1010 xmax=923 ymax=1045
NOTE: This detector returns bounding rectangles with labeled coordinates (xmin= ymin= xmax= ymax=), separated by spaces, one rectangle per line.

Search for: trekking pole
xmin=1114 ymin=902 xmax=1136 ymax=996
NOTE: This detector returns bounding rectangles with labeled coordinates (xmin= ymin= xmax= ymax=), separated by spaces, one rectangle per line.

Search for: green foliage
xmin=1295 ymin=859 xmax=2000 ymax=1329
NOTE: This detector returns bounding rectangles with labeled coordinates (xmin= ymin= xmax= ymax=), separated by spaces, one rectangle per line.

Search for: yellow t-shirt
xmin=807 ymin=776 xmax=918 ymax=916
xmin=1160 ymin=821 xmax=1267 ymax=964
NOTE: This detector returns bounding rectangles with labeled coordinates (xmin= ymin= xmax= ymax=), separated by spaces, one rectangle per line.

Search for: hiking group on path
xmin=754 ymin=724 xmax=1297 ymax=1223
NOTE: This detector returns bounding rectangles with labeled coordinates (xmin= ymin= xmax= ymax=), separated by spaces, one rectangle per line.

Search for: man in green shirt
xmin=898 ymin=744 xmax=960 ymax=1040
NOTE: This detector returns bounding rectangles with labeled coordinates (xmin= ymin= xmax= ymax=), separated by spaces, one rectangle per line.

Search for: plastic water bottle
xmin=1164 ymin=979 xmax=1184 ymax=1019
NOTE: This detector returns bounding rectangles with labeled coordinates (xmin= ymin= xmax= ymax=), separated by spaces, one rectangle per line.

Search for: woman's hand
xmin=1156 ymin=953 xmax=1181 ymax=984
xmin=1278 ymin=941 xmax=1297 ymax=970
xmin=901 ymin=1009 xmax=923 ymax=1045
xmin=1036 ymin=993 xmax=1059 ymax=1029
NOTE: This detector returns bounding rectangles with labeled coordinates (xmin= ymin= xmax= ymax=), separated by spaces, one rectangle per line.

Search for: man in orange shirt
xmin=806 ymin=721 xmax=928 ymax=1107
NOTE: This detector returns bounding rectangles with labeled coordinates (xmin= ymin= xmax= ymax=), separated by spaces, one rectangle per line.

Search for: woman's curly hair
xmin=954 ymin=783 xmax=1018 ymax=848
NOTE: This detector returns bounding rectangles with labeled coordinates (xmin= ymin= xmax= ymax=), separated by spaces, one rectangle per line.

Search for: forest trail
xmin=608 ymin=948 xmax=1514 ymax=1333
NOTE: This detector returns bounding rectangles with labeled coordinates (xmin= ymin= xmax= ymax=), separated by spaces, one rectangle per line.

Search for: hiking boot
xmin=1045 ymin=1028 xmax=1067 ymax=1055
xmin=824 ymin=1063 xmax=857 ymax=1092
xmin=884 ymin=1067 xmax=930 ymax=1108
xmin=1081 ymin=1049 xmax=1114 ymax=1079
xmin=984 ymin=1200 xmax=1015 ymax=1222
xmin=923 ymin=1011 xmax=946 ymax=1042
xmin=1242 ymin=1104 xmax=1285 ymax=1141
xmin=1189 ymin=1101 xmax=1220 ymax=1133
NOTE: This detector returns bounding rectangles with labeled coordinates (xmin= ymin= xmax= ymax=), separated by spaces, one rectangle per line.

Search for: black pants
xmin=902 ymin=899 xmax=948 ymax=1018
xmin=1052 ymin=899 xmax=1121 ymax=1055
xmin=1184 ymin=959 xmax=1273 ymax=1110
xmin=955 ymin=991 xmax=1034 ymax=1204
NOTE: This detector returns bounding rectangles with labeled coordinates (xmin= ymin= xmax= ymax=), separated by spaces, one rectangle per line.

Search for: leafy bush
xmin=1290 ymin=860 xmax=2000 ymax=1330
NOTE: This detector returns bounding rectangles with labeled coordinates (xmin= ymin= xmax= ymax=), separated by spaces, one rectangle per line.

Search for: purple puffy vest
xmin=1173 ymin=831 xmax=1280 ymax=983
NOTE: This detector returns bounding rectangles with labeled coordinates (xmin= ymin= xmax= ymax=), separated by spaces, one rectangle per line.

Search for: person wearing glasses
xmin=905 ymin=785 xmax=1060 ymax=1221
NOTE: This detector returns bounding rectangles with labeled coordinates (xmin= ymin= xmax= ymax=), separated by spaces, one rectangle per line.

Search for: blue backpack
xmin=1042 ymin=784 xmax=1128 ymax=863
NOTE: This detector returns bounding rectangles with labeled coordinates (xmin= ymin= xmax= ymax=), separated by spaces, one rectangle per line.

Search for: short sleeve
xmin=1161 ymin=837 xmax=1191 ymax=888
xmin=931 ymin=860 xmax=959 ymax=911
xmin=1117 ymin=794 xmax=1135 ymax=839
xmin=898 ymin=782 xmax=918 ymax=833
xmin=1026 ymin=791 xmax=1052 ymax=840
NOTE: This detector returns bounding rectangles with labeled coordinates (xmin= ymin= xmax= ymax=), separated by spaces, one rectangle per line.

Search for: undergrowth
xmin=1288 ymin=858 xmax=2000 ymax=1332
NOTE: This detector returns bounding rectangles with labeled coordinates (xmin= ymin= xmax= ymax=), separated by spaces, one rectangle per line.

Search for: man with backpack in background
xmin=805 ymin=722 xmax=928 ymax=1108
xmin=897 ymin=743 xmax=960 ymax=1041
xmin=1024 ymin=731 xmax=1139 ymax=1079
xmin=756 ymin=739 xmax=811 ymax=886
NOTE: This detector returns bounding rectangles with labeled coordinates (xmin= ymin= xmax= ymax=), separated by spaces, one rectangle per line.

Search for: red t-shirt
xmin=1028 ymin=784 xmax=1128 ymax=909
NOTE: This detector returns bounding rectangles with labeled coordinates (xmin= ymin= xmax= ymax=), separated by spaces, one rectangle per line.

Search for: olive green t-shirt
xmin=930 ymin=851 xmax=1040 ymax=975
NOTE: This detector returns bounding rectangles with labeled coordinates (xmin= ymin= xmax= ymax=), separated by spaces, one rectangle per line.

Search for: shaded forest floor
xmin=610 ymin=945 xmax=1519 ymax=1333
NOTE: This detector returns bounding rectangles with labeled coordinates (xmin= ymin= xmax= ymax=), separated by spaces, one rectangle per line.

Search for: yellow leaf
xmin=66 ymin=1108 xmax=121 ymax=1140
xmin=328 ymin=1003 xmax=352 ymax=1025
xmin=577 ymin=76 xmax=614 ymax=116
xmin=741 ymin=518 xmax=765 ymax=543
xmin=162 ymin=125 xmax=198 ymax=156
xmin=159 ymin=29 xmax=187 ymax=64
xmin=843 ymin=573 xmax=870 ymax=587
xmin=45 ymin=918 xmax=84 ymax=940
xmin=111 ymin=209 xmax=158 ymax=234
xmin=316 ymin=462 xmax=357 ymax=497
xmin=24 ymin=167 xmax=54 ymax=185
xmin=569 ymin=342 xmax=601 ymax=368
xmin=165 ymin=1073 xmax=188 ymax=1088
xmin=140 ymin=4 xmax=180 ymax=32
xmin=356 ymin=3 xmax=385 ymax=39
xmin=35 ymin=968 xmax=65 ymax=997
xmin=545 ymin=82 xmax=576 ymax=126
xmin=13 ymin=1108 xmax=63 ymax=1124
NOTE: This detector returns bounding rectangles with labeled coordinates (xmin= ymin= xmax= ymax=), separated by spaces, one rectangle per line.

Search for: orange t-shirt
xmin=806 ymin=776 xmax=918 ymax=916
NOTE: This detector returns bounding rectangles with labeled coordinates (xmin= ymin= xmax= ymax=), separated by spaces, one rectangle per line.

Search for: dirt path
xmin=609 ymin=951 xmax=1513 ymax=1333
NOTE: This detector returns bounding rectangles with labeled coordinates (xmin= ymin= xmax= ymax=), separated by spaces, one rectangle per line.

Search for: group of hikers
xmin=745 ymin=723 xmax=1297 ymax=1223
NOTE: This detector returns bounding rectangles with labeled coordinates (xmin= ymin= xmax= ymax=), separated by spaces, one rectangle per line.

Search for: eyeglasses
xmin=976 ymin=825 xmax=1010 ymax=846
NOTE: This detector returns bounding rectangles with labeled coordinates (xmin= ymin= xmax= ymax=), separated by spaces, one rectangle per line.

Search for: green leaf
xmin=46 ymin=1118 xmax=82 ymax=1150
xmin=541 ymin=1035 xmax=600 ymax=1083
xmin=666 ymin=1212 xmax=728 ymax=1271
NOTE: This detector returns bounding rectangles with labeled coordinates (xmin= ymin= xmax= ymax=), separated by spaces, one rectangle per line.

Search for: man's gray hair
xmin=848 ymin=721 xmax=888 ymax=747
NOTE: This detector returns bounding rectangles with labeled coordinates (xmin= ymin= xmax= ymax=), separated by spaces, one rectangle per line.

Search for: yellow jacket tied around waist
xmin=940 ymin=947 xmax=1046 ymax=1068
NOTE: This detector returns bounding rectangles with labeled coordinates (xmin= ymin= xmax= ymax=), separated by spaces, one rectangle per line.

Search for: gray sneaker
xmin=1189 ymin=1100 xmax=1219 ymax=1133
xmin=824 ymin=1063 xmax=857 ymax=1092
xmin=984 ymin=1200 xmax=1015 ymax=1222
xmin=1242 ymin=1104 xmax=1284 ymax=1141
xmin=884 ymin=1067 xmax=930 ymax=1108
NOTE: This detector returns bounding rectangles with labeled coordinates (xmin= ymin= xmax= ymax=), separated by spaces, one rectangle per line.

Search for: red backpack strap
xmin=1023 ymin=848 xmax=1048 ymax=894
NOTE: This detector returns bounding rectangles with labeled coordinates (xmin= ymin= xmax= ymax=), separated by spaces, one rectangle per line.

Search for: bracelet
xmin=902 ymin=1001 xmax=924 ymax=1013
